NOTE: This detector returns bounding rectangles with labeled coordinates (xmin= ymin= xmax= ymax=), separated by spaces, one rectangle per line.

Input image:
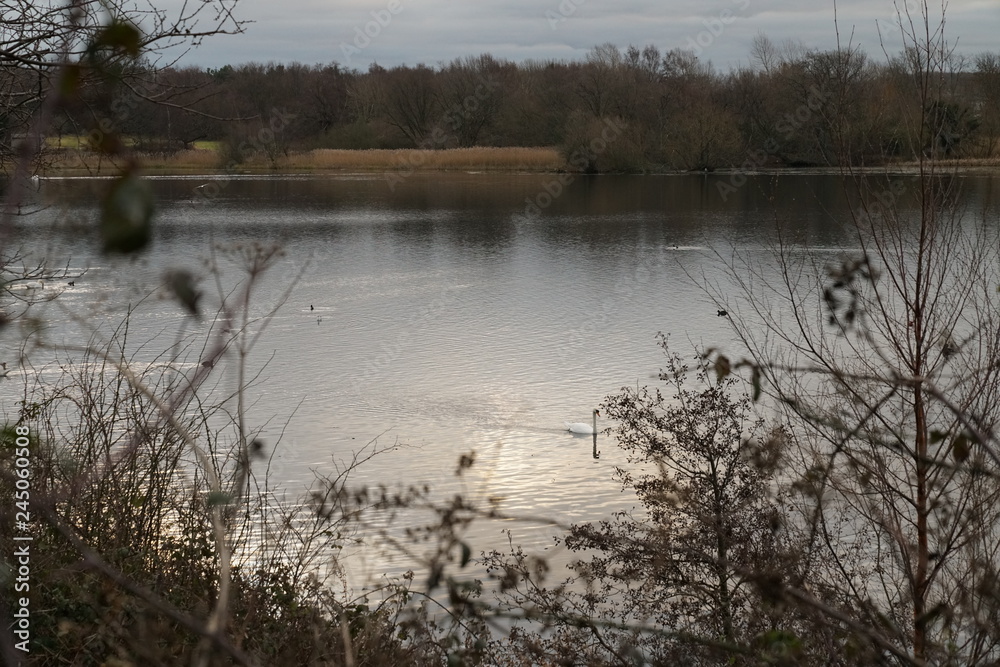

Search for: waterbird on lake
xmin=717 ymin=309 xmax=728 ymax=317
xmin=8 ymin=280 xmax=44 ymax=292
xmin=310 ymin=305 xmax=314 ymax=311
xmin=566 ymin=409 xmax=600 ymax=435
xmin=67 ymin=281 xmax=74 ymax=286
xmin=0 ymin=362 xmax=9 ymax=379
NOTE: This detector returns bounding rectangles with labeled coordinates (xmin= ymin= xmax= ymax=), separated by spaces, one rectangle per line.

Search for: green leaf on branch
xmin=459 ymin=542 xmax=471 ymax=568
xmin=90 ymin=130 xmax=125 ymax=155
xmin=164 ymin=269 xmax=201 ymax=317
xmin=754 ymin=629 xmax=803 ymax=663
xmin=59 ymin=63 xmax=82 ymax=99
xmin=100 ymin=172 xmax=154 ymax=254
xmin=207 ymin=491 xmax=231 ymax=507
xmin=427 ymin=563 xmax=443 ymax=590
xmin=714 ymin=354 xmax=731 ymax=381
xmin=952 ymin=432 xmax=971 ymax=463
xmin=93 ymin=21 xmax=142 ymax=58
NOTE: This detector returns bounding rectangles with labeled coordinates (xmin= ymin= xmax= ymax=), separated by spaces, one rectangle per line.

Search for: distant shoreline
xmin=34 ymin=146 xmax=565 ymax=177
xmin=26 ymin=146 xmax=1000 ymax=178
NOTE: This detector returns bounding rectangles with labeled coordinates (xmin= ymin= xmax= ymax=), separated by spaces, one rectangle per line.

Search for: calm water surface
xmin=4 ymin=171 xmax=997 ymax=586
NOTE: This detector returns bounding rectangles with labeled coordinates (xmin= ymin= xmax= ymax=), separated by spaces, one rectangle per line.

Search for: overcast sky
xmin=165 ymin=0 xmax=999 ymax=71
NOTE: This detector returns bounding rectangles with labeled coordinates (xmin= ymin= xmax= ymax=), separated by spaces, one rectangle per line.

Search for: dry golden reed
xmin=277 ymin=147 xmax=563 ymax=171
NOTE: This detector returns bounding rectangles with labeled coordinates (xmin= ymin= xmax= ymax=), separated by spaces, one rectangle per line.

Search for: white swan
xmin=8 ymin=280 xmax=43 ymax=292
xmin=566 ymin=409 xmax=599 ymax=434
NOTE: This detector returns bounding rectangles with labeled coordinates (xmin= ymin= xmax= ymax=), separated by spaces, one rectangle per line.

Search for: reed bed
xmin=144 ymin=148 xmax=222 ymax=170
xmin=278 ymin=146 xmax=564 ymax=172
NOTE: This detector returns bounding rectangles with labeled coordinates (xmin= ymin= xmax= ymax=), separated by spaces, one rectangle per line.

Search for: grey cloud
xmin=153 ymin=0 xmax=998 ymax=69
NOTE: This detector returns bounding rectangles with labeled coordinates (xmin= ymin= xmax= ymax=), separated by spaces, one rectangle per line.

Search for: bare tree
xmin=0 ymin=6 xmax=255 ymax=662
xmin=438 ymin=55 xmax=507 ymax=148
xmin=1 ymin=0 xmax=246 ymax=297
xmin=0 ymin=0 xmax=244 ymax=169
xmin=480 ymin=340 xmax=847 ymax=665
xmin=378 ymin=64 xmax=441 ymax=147
xmin=972 ymin=52 xmax=1000 ymax=159
xmin=711 ymin=2 xmax=1000 ymax=662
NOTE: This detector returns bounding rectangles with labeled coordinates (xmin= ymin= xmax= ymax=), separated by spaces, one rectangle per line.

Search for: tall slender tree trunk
xmin=716 ymin=513 xmax=734 ymax=643
xmin=911 ymin=158 xmax=932 ymax=662
xmin=913 ymin=386 xmax=929 ymax=660
xmin=712 ymin=459 xmax=735 ymax=643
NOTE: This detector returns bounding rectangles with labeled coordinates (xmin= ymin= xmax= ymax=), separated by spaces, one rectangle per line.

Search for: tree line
xmin=8 ymin=38 xmax=999 ymax=172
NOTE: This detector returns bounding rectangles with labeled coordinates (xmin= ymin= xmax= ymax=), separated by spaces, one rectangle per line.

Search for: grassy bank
xmin=36 ymin=146 xmax=566 ymax=176
xmin=27 ymin=145 xmax=1000 ymax=177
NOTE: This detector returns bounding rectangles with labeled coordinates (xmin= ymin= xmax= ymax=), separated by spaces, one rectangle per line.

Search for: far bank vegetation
xmin=8 ymin=40 xmax=1000 ymax=174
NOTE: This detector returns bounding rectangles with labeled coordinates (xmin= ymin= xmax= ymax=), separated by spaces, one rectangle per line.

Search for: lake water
xmin=4 ymin=171 xmax=998 ymax=589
